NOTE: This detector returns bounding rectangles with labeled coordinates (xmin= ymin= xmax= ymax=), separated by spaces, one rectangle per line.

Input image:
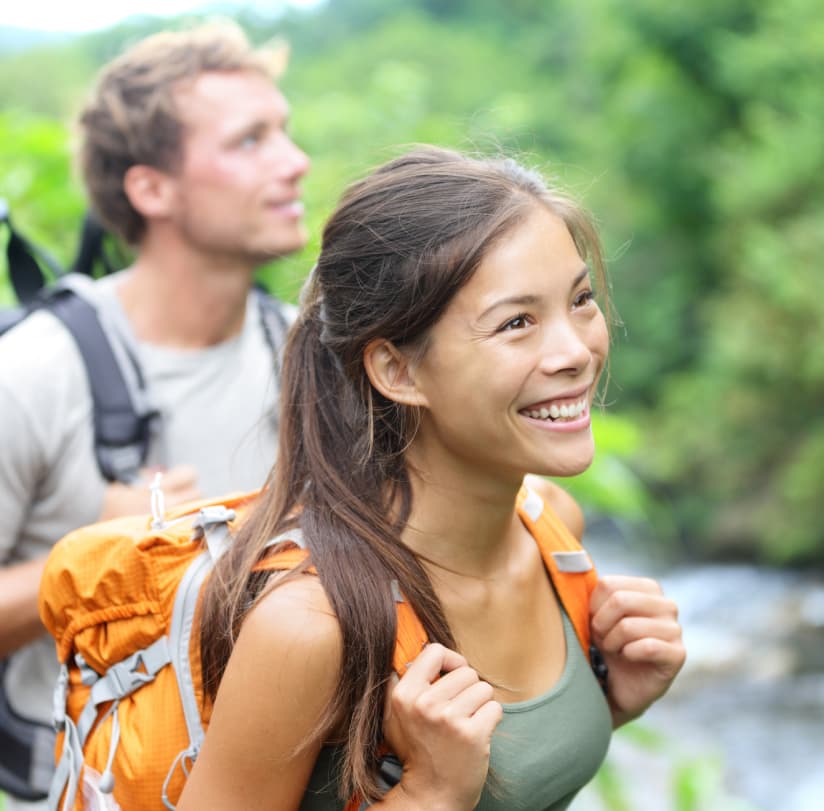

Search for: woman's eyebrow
xmin=476 ymin=266 xmax=591 ymax=321
xmin=476 ymin=294 xmax=540 ymax=322
xmin=571 ymin=265 xmax=591 ymax=287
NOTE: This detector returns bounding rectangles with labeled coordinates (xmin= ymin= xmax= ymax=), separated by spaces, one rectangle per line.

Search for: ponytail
xmin=201 ymin=293 xmax=454 ymax=803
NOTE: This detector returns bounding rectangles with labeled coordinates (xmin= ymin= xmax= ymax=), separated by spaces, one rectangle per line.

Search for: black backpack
xmin=0 ymin=202 xmax=291 ymax=800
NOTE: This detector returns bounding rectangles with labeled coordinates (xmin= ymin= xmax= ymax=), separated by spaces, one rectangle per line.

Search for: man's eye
xmin=500 ymin=313 xmax=531 ymax=331
xmin=239 ymin=132 xmax=262 ymax=149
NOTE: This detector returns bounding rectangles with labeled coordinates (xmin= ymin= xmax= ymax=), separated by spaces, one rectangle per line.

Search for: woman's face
xmin=409 ymin=204 xmax=609 ymax=484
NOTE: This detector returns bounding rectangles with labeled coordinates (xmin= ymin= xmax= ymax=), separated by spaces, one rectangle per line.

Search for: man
xmin=0 ymin=22 xmax=310 ymax=809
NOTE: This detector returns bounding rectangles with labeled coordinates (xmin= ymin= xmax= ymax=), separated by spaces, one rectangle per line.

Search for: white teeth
xmin=525 ymin=398 xmax=587 ymax=422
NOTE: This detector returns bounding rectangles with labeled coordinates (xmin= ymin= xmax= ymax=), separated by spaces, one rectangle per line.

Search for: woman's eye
xmin=573 ymin=290 xmax=595 ymax=309
xmin=500 ymin=313 xmax=531 ymax=331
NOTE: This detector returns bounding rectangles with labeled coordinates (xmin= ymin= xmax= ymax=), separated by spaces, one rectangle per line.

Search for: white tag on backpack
xmin=551 ymin=550 xmax=593 ymax=573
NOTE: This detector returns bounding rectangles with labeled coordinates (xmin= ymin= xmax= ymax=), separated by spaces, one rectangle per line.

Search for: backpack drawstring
xmin=98 ymin=701 xmax=121 ymax=794
xmin=150 ymin=472 xmax=165 ymax=528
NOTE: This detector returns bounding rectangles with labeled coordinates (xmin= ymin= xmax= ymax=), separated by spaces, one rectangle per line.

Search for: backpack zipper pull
xmin=52 ymin=663 xmax=69 ymax=731
xmin=150 ymin=472 xmax=165 ymax=528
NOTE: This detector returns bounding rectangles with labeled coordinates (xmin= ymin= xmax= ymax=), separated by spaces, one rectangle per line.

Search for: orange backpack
xmin=39 ymin=483 xmax=600 ymax=811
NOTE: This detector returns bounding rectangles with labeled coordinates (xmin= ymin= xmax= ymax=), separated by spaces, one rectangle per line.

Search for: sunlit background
xmin=1 ymin=0 xmax=325 ymax=32
xmin=1 ymin=2 xmax=822 ymax=809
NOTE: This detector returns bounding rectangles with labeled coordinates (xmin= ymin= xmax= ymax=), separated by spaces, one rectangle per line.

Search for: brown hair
xmin=76 ymin=21 xmax=287 ymax=244
xmin=200 ymin=145 xmax=612 ymax=803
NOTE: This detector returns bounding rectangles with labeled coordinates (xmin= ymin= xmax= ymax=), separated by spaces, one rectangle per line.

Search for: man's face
xmin=168 ymin=70 xmax=310 ymax=266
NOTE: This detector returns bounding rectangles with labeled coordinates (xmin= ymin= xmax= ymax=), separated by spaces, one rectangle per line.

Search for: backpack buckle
xmin=193 ymin=506 xmax=237 ymax=560
xmin=106 ymin=660 xmax=154 ymax=700
xmin=193 ymin=506 xmax=237 ymax=530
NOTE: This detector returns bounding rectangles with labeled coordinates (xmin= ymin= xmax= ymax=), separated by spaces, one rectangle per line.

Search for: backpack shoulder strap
xmin=254 ymin=288 xmax=293 ymax=360
xmin=69 ymin=211 xmax=112 ymax=278
xmin=39 ymin=282 xmax=152 ymax=483
xmin=1 ymin=198 xmax=63 ymax=304
xmin=516 ymin=484 xmax=598 ymax=657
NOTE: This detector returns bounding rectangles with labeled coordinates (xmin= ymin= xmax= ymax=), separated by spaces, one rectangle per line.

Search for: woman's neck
xmin=402 ymin=457 xmax=525 ymax=580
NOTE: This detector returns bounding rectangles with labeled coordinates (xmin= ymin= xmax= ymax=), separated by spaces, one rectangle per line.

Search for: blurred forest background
xmin=2 ymin=0 xmax=822 ymax=568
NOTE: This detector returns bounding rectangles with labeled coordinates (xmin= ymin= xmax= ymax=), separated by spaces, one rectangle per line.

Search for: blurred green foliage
xmin=591 ymin=722 xmax=763 ymax=811
xmin=1 ymin=0 xmax=822 ymax=565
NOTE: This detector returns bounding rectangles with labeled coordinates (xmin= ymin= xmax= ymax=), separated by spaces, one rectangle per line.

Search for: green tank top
xmin=300 ymin=612 xmax=613 ymax=811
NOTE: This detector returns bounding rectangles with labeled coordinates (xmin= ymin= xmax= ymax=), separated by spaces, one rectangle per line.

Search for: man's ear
xmin=123 ymin=164 xmax=176 ymax=220
xmin=363 ymin=338 xmax=428 ymax=407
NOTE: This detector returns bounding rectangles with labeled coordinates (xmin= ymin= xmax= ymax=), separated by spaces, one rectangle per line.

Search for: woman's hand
xmin=382 ymin=643 xmax=503 ymax=810
xmin=589 ymin=575 xmax=686 ymax=728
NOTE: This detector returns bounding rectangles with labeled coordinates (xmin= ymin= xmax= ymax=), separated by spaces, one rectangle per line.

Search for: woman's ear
xmin=363 ymin=339 xmax=428 ymax=407
xmin=123 ymin=164 xmax=176 ymax=220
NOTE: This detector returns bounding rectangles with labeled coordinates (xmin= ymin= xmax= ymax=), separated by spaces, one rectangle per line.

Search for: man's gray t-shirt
xmin=0 ymin=272 xmax=285 ymax=728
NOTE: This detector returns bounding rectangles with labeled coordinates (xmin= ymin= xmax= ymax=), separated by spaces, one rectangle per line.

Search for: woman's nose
xmin=537 ymin=320 xmax=592 ymax=376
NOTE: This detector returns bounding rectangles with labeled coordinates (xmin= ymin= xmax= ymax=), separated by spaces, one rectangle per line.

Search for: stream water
xmin=571 ymin=523 xmax=824 ymax=811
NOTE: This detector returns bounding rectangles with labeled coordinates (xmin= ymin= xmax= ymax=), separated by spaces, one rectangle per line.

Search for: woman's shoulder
xmin=208 ymin=574 xmax=344 ymax=740
xmin=239 ymin=574 xmax=342 ymax=669
xmin=218 ymin=574 xmax=344 ymax=723
xmin=524 ymin=474 xmax=585 ymax=540
xmin=181 ymin=577 xmax=343 ymax=810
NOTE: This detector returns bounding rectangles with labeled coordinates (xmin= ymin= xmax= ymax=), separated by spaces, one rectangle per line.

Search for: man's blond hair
xmin=77 ymin=21 xmax=288 ymax=244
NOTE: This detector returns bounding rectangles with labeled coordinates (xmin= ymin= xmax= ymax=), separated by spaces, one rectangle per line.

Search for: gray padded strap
xmin=169 ymin=551 xmax=214 ymax=754
xmin=47 ymin=715 xmax=82 ymax=811
xmin=263 ymin=527 xmax=305 ymax=550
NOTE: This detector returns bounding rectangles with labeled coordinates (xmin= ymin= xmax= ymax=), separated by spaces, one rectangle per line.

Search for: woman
xmin=180 ymin=146 xmax=685 ymax=810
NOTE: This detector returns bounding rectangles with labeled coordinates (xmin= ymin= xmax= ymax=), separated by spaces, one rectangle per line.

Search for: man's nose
xmin=276 ymin=137 xmax=310 ymax=180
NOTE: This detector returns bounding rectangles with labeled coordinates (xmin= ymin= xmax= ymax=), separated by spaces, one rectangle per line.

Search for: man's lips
xmin=265 ymin=199 xmax=304 ymax=217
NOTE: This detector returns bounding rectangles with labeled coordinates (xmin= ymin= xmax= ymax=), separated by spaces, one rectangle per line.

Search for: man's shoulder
xmin=0 ymin=271 xmax=129 ymax=359
xmin=0 ymin=307 xmax=79 ymax=364
xmin=0 ymin=303 xmax=90 ymax=418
